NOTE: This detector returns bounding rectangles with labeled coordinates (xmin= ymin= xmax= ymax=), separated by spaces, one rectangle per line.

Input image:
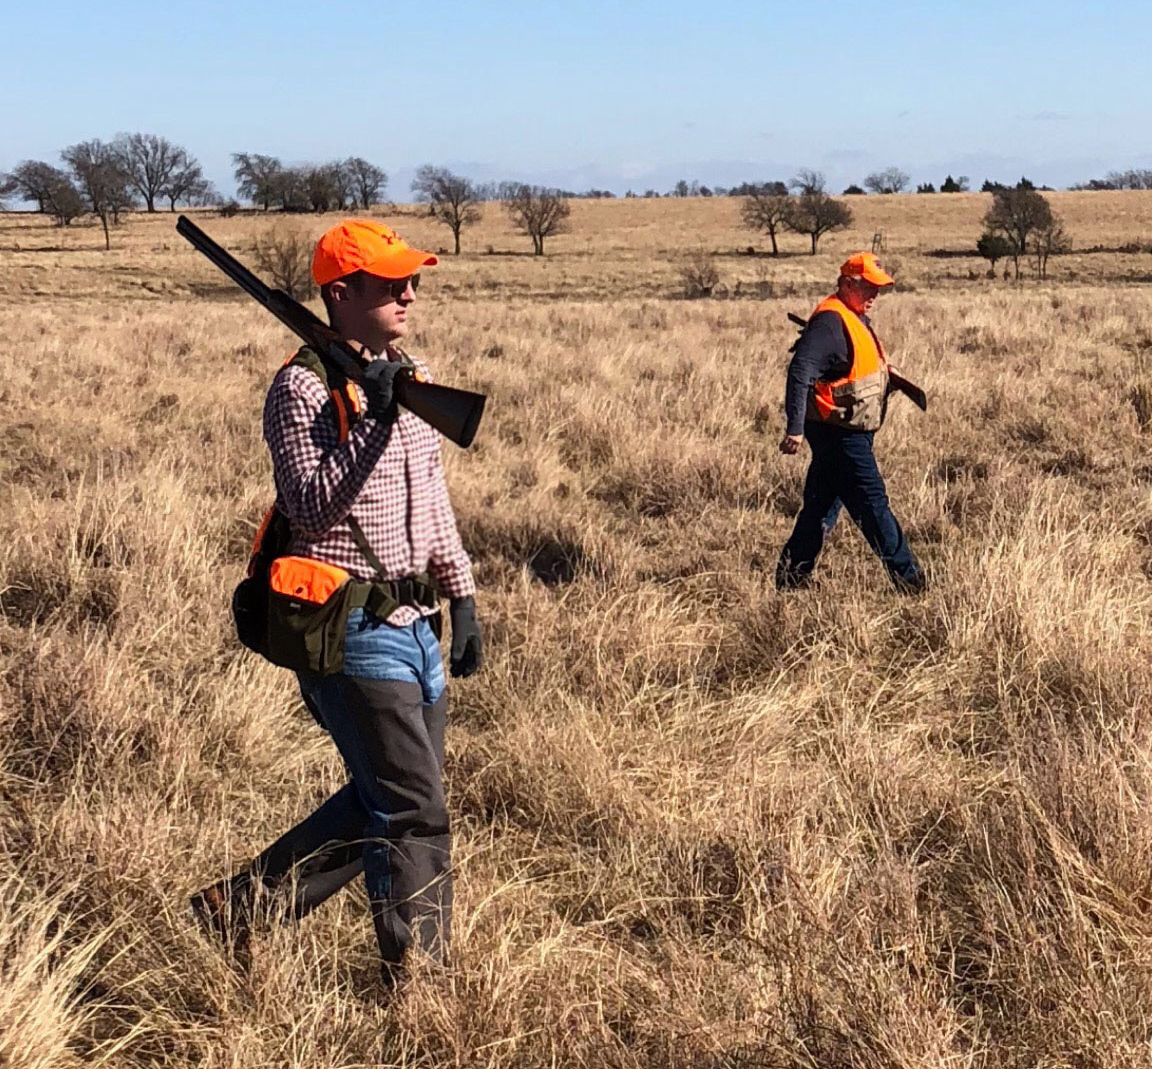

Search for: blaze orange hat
xmin=839 ymin=252 xmax=895 ymax=287
xmin=312 ymin=219 xmax=438 ymax=286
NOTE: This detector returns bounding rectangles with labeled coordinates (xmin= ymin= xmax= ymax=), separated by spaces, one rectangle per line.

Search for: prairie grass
xmin=2 ymin=194 xmax=1152 ymax=1066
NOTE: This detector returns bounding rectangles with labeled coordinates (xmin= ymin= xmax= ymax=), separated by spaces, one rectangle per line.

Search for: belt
xmin=347 ymin=572 xmax=439 ymax=618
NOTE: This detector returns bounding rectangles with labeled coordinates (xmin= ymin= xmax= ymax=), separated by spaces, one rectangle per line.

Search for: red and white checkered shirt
xmin=262 ymin=349 xmax=476 ymax=626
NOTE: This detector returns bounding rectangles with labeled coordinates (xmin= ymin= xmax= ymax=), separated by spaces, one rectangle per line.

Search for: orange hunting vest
xmin=805 ymin=296 xmax=889 ymax=432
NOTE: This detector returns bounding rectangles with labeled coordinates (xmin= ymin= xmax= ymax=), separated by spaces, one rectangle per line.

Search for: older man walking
xmin=776 ymin=252 xmax=925 ymax=593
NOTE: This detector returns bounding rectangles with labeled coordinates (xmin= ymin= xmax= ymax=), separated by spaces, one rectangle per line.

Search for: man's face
xmin=330 ymin=272 xmax=418 ymax=350
xmin=839 ymin=276 xmax=882 ymax=315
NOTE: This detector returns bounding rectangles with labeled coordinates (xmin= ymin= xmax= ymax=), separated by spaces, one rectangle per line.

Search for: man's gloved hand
xmin=362 ymin=359 xmax=405 ymax=424
xmin=448 ymin=596 xmax=483 ymax=678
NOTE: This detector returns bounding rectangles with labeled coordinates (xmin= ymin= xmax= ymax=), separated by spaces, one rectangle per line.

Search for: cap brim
xmin=362 ymin=247 xmax=438 ymax=279
xmin=862 ymin=268 xmax=895 ymax=287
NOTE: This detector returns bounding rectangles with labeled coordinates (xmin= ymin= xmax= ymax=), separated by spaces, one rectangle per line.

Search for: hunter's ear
xmin=326 ymin=279 xmax=349 ymax=304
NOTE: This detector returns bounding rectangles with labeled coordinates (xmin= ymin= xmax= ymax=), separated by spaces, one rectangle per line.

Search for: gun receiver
xmin=176 ymin=215 xmax=487 ymax=448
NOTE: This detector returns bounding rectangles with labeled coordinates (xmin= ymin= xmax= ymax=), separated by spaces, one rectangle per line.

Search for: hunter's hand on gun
xmin=780 ymin=433 xmax=803 ymax=455
xmin=362 ymin=359 xmax=405 ymax=425
xmin=449 ymin=596 xmax=483 ymax=678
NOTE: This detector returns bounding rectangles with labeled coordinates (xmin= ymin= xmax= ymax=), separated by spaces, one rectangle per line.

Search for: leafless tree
xmin=411 ymin=166 xmax=487 ymax=254
xmin=252 ymin=226 xmax=316 ymax=300
xmin=1105 ymin=168 xmax=1152 ymax=190
xmin=62 ymin=140 xmax=135 ymax=248
xmin=782 ymin=171 xmax=853 ymax=254
xmin=739 ymin=181 xmax=789 ymax=255
xmin=345 ymin=157 xmax=388 ymax=209
xmin=500 ymin=183 xmax=571 ymax=256
xmin=1030 ymin=219 xmax=1072 ymax=279
xmin=232 ymin=153 xmax=283 ymax=211
xmin=983 ymin=186 xmax=1055 ymax=279
xmin=863 ymin=167 xmax=911 ymax=194
xmin=43 ymin=170 xmax=86 ymax=226
xmin=3 ymin=161 xmax=59 ymax=213
xmin=113 ymin=133 xmax=197 ymax=212
xmin=302 ymin=163 xmax=348 ymax=213
xmin=274 ymin=166 xmax=310 ymax=212
xmin=161 ymin=158 xmax=212 ymax=211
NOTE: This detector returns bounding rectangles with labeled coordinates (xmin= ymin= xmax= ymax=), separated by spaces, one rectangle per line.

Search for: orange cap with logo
xmin=839 ymin=252 xmax=895 ymax=287
xmin=312 ymin=219 xmax=438 ymax=286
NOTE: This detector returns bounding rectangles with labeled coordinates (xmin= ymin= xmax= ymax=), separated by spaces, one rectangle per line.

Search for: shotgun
xmin=176 ymin=215 xmax=487 ymax=447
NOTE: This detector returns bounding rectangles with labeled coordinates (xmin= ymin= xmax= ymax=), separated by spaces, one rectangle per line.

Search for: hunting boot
xmin=189 ymin=871 xmax=256 ymax=967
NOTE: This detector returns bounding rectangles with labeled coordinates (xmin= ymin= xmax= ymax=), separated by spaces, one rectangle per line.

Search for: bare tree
xmin=43 ymin=169 xmax=86 ymax=226
xmin=113 ymin=133 xmax=197 ymax=212
xmin=500 ymin=183 xmax=571 ymax=256
xmin=3 ymin=160 xmax=60 ymax=213
xmin=739 ymin=181 xmax=789 ymax=255
xmin=232 ymin=153 xmax=283 ymax=211
xmin=1105 ymin=169 xmax=1152 ymax=190
xmin=411 ymin=166 xmax=487 ymax=254
xmin=863 ymin=167 xmax=911 ymax=194
xmin=274 ymin=166 xmax=309 ymax=212
xmin=782 ymin=171 xmax=853 ymax=254
xmin=1030 ymin=219 xmax=1071 ymax=279
xmin=252 ymin=226 xmax=316 ymax=300
xmin=62 ymin=140 xmax=135 ymax=248
xmin=983 ymin=186 xmax=1054 ymax=279
xmin=161 ymin=158 xmax=212 ymax=211
xmin=345 ymin=157 xmax=388 ymax=209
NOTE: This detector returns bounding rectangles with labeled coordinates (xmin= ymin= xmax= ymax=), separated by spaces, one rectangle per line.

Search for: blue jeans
xmin=342 ymin=610 xmax=446 ymax=704
xmin=777 ymin=424 xmax=923 ymax=590
xmin=251 ymin=612 xmax=452 ymax=967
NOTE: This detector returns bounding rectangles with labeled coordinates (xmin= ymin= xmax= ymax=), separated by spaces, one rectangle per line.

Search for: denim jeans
xmin=777 ymin=424 xmax=923 ymax=590
xmin=249 ymin=612 xmax=452 ymax=967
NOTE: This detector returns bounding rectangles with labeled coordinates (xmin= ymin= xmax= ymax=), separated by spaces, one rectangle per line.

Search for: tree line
xmin=1 ymin=134 xmax=215 ymax=248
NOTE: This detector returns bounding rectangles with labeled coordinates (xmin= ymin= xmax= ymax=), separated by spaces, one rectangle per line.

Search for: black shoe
xmin=892 ymin=573 xmax=928 ymax=595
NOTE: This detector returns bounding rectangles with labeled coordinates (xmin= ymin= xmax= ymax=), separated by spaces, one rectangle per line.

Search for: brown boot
xmin=189 ymin=873 xmax=255 ymax=966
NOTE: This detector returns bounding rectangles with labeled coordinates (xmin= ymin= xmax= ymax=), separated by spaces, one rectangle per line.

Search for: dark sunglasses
xmin=385 ymin=273 xmax=420 ymax=300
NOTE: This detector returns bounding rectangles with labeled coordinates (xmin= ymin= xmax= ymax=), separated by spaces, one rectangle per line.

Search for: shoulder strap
xmin=286 ymin=346 xmax=387 ymax=582
xmin=288 ymin=346 xmax=364 ymax=442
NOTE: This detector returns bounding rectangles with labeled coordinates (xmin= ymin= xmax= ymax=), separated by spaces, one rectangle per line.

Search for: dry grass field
xmin=3 ymin=190 xmax=1152 ymax=1068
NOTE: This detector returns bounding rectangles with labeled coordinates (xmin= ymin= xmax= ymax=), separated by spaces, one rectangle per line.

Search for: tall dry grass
xmin=3 ymin=196 xmax=1152 ymax=1067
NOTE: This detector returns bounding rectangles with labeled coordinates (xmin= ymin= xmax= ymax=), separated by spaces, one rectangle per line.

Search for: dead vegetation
xmin=2 ymin=197 xmax=1152 ymax=1067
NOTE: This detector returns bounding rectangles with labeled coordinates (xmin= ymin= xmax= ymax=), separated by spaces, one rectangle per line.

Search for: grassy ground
xmin=3 ymin=192 xmax=1152 ymax=1067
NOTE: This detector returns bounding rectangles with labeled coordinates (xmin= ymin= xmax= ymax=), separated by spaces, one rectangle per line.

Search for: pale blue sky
xmin=4 ymin=0 xmax=1150 ymax=196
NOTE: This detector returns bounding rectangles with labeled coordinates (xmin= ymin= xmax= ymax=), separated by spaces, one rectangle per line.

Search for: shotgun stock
xmin=176 ymin=215 xmax=487 ymax=447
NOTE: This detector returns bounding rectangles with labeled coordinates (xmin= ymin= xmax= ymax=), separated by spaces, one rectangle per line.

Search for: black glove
xmin=449 ymin=596 xmax=483 ymax=678
xmin=362 ymin=359 xmax=405 ymax=424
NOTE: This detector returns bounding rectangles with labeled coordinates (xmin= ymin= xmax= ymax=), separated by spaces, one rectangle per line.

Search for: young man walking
xmin=776 ymin=253 xmax=925 ymax=593
xmin=193 ymin=219 xmax=482 ymax=982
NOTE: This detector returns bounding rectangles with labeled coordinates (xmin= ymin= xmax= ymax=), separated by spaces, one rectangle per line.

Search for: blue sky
xmin=4 ymin=0 xmax=1150 ymax=197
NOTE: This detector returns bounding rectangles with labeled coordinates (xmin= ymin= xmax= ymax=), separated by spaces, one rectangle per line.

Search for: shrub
xmin=678 ymin=251 xmax=720 ymax=298
xmin=251 ymin=226 xmax=316 ymax=300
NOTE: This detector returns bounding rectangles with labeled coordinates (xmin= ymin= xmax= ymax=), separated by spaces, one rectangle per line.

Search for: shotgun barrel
xmin=176 ymin=215 xmax=487 ymax=447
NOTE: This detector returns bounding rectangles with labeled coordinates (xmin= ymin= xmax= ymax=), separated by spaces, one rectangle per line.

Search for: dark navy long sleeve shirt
xmin=783 ymin=310 xmax=867 ymax=435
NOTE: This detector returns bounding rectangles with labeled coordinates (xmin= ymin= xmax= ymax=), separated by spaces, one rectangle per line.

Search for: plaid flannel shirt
xmin=262 ymin=350 xmax=476 ymax=627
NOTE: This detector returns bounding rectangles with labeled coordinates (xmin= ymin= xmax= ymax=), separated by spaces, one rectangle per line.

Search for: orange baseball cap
xmin=839 ymin=252 xmax=895 ymax=287
xmin=312 ymin=219 xmax=438 ymax=286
